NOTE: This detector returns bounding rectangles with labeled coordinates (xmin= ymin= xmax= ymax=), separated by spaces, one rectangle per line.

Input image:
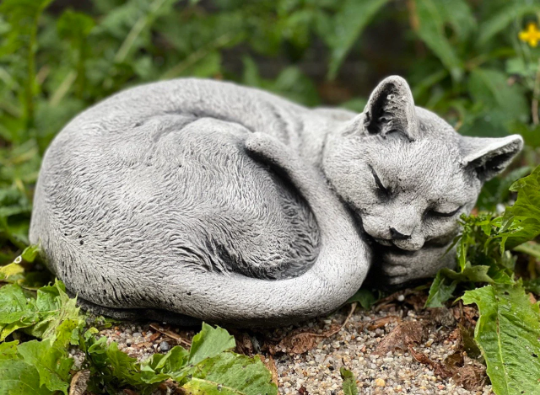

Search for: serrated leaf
xmin=325 ymin=0 xmax=389 ymax=79
xmin=26 ymin=280 xmax=85 ymax=345
xmin=501 ymin=166 xmax=540 ymax=249
xmin=340 ymin=367 xmax=358 ymax=395
xmin=188 ymin=323 xmax=236 ymax=366
xmin=462 ymin=284 xmax=540 ymax=395
xmin=426 ymin=271 xmax=458 ymax=308
xmin=181 ymin=352 xmax=277 ymax=395
xmin=18 ymin=339 xmax=72 ymax=394
xmin=0 ymin=284 xmax=39 ymax=340
xmin=0 ymin=340 xmax=62 ymax=395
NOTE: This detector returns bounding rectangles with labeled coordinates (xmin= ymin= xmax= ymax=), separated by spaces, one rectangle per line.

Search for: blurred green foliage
xmin=0 ymin=0 xmax=539 ymax=259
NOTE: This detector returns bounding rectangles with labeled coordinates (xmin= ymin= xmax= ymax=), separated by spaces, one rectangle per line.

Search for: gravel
xmin=94 ymin=293 xmax=493 ymax=395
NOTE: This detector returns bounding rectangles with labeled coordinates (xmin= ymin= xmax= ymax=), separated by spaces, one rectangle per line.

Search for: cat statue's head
xmin=323 ymin=76 xmax=523 ymax=285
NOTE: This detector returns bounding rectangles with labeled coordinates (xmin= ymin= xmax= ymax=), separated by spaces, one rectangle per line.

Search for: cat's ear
xmin=460 ymin=135 xmax=523 ymax=181
xmin=362 ymin=75 xmax=419 ymax=141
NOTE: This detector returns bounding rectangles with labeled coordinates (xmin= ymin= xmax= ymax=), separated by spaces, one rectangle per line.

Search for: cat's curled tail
xmin=158 ymin=132 xmax=371 ymax=326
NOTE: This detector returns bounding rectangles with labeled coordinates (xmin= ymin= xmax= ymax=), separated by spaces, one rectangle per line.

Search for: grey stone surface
xmin=29 ymin=76 xmax=523 ymax=326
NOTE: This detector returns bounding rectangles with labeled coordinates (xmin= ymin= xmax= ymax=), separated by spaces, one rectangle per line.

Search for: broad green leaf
xmin=181 ymin=352 xmax=277 ymax=395
xmin=0 ymin=341 xmax=58 ymax=395
xmin=346 ymin=289 xmax=376 ymax=310
xmin=468 ymin=68 xmax=528 ymax=125
xmin=462 ymin=284 xmax=540 ymax=395
xmin=325 ymin=0 xmax=389 ymax=79
xmin=141 ymin=346 xmax=189 ymax=384
xmin=0 ymin=358 xmax=54 ymax=395
xmin=18 ymin=339 xmax=72 ymax=395
xmin=188 ymin=323 xmax=236 ymax=366
xmin=182 ymin=378 xmax=245 ymax=395
xmin=502 ymin=166 xmax=540 ymax=249
xmin=425 ymin=271 xmax=457 ymax=308
xmin=340 ymin=367 xmax=358 ymax=395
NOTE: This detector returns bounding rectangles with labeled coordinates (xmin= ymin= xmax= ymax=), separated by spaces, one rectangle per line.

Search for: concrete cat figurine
xmin=30 ymin=76 xmax=523 ymax=326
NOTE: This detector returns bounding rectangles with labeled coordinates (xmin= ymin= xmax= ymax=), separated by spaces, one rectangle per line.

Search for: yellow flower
xmin=519 ymin=22 xmax=540 ymax=47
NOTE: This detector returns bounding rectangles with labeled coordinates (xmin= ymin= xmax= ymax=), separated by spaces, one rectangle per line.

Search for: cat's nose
xmin=389 ymin=227 xmax=411 ymax=240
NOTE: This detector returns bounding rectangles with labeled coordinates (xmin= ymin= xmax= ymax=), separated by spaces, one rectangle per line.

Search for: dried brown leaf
xmin=274 ymin=303 xmax=357 ymax=354
xmin=429 ymin=307 xmax=456 ymax=327
xmin=408 ymin=346 xmax=452 ymax=378
xmin=149 ymin=324 xmax=191 ymax=347
xmin=452 ymin=356 xmax=486 ymax=391
xmin=234 ymin=333 xmax=254 ymax=356
xmin=367 ymin=316 xmax=400 ymax=330
xmin=262 ymin=354 xmax=279 ymax=386
xmin=373 ymin=321 xmax=426 ymax=355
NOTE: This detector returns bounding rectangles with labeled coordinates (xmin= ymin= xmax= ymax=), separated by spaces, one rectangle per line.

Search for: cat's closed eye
xmin=425 ymin=206 xmax=463 ymax=219
xmin=368 ymin=165 xmax=390 ymax=198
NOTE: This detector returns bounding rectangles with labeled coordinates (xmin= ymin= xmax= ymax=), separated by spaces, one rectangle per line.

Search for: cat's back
xmin=30 ymin=79 xmax=322 ymax=306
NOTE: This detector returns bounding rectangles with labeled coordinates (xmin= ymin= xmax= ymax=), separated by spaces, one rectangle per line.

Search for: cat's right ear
xmin=359 ymin=76 xmax=419 ymax=141
xmin=460 ymin=135 xmax=524 ymax=181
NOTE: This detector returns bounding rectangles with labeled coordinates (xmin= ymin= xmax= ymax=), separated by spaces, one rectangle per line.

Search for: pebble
xmin=159 ymin=341 xmax=170 ymax=352
xmin=96 ymin=307 xmax=494 ymax=395
xmin=375 ymin=378 xmax=386 ymax=387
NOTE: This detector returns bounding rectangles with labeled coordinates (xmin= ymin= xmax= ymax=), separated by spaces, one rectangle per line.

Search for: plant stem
xmin=161 ymin=33 xmax=233 ymax=80
xmin=114 ymin=0 xmax=169 ymax=64
xmin=532 ymin=58 xmax=540 ymax=126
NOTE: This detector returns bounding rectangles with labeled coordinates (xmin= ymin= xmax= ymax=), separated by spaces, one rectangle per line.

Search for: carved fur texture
xmin=30 ymin=76 xmax=523 ymax=326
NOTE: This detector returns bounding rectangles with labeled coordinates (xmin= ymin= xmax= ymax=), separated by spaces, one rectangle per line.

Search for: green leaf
xmin=0 ymin=261 xmax=25 ymax=281
xmin=425 ymin=271 xmax=458 ymax=308
xmin=468 ymin=68 xmax=528 ymax=125
xmin=181 ymin=352 xmax=277 ymax=395
xmin=140 ymin=346 xmax=189 ymax=384
xmin=502 ymin=166 xmax=540 ymax=249
xmin=0 ymin=280 xmax=84 ymax=343
xmin=0 ymin=284 xmax=39 ymax=340
xmin=21 ymin=244 xmax=40 ymax=262
xmin=346 ymin=289 xmax=376 ymax=310
xmin=340 ymin=367 xmax=358 ymax=395
xmin=18 ymin=339 xmax=72 ymax=394
xmin=26 ymin=280 xmax=85 ymax=345
xmin=325 ymin=0 xmax=389 ymax=79
xmin=463 ymin=284 xmax=540 ymax=395
xmin=414 ymin=0 xmax=465 ymax=81
xmin=57 ymin=10 xmax=95 ymax=42
xmin=478 ymin=3 xmax=540 ymax=45
xmin=188 ymin=323 xmax=236 ymax=366
xmin=0 ymin=340 xmax=68 ymax=395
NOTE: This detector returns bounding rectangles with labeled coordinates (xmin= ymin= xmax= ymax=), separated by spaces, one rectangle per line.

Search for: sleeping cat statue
xmin=29 ymin=76 xmax=523 ymax=327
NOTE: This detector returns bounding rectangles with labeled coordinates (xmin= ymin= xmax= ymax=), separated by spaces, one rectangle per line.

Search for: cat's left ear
xmin=362 ymin=75 xmax=419 ymax=141
xmin=460 ymin=135 xmax=524 ymax=181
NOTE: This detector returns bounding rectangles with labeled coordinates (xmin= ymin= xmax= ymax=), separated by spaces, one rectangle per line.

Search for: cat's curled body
xmin=30 ymin=76 xmax=523 ymax=326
